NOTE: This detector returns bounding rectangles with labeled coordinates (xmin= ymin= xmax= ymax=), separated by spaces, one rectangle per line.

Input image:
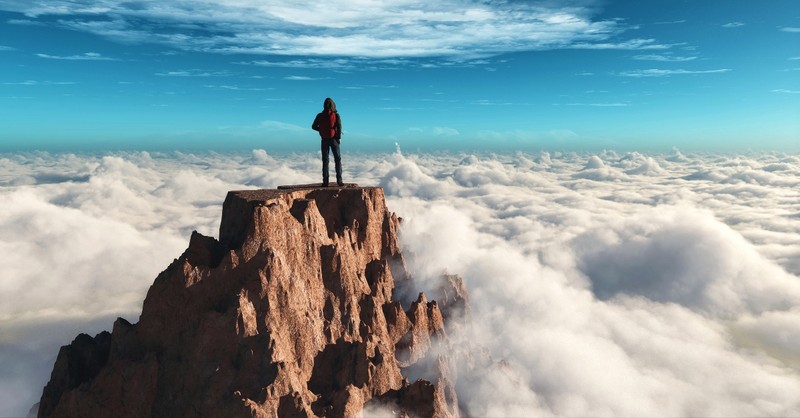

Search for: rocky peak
xmin=37 ymin=185 xmax=467 ymax=418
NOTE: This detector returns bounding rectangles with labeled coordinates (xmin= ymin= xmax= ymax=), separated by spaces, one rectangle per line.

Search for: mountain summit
xmin=36 ymin=185 xmax=466 ymax=418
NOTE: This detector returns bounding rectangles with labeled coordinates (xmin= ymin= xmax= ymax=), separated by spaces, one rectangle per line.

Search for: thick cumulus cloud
xmin=575 ymin=207 xmax=800 ymax=317
xmin=1 ymin=149 xmax=799 ymax=416
xmin=385 ymin=152 xmax=800 ymax=416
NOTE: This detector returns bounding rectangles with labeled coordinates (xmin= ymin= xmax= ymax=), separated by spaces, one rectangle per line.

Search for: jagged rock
xmin=27 ymin=402 xmax=39 ymax=418
xmin=434 ymin=274 xmax=470 ymax=322
xmin=37 ymin=186 xmax=464 ymax=418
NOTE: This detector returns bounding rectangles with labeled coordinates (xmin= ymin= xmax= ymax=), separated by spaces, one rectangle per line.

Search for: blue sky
xmin=0 ymin=0 xmax=798 ymax=152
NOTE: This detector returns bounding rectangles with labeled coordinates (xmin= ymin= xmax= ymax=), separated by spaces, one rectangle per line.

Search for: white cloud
xmin=772 ymin=89 xmax=800 ymax=94
xmin=1 ymin=80 xmax=77 ymax=85
xmin=258 ymin=120 xmax=306 ymax=132
xmin=573 ymin=154 xmax=627 ymax=180
xmin=0 ymin=45 xmax=14 ymax=51
xmin=155 ymin=69 xmax=231 ymax=77
xmin=6 ymin=18 xmax=44 ymax=26
xmin=284 ymin=75 xmax=331 ymax=81
xmin=566 ymin=102 xmax=629 ymax=107
xmin=619 ymin=68 xmax=732 ymax=77
xmin=572 ymin=38 xmax=671 ymax=50
xmin=238 ymin=58 xmax=356 ymax=70
xmin=574 ymin=39 xmax=671 ymax=50
xmin=734 ymin=309 xmax=800 ymax=369
xmin=2 ymin=150 xmax=800 ymax=416
xmin=780 ymin=27 xmax=800 ymax=33
xmin=35 ymin=52 xmax=118 ymax=61
xmin=548 ymin=129 xmax=580 ymax=142
xmin=575 ymin=207 xmax=800 ymax=317
xmin=470 ymin=99 xmax=514 ymax=106
xmin=237 ymin=57 xmax=487 ymax=71
xmin=633 ymin=54 xmax=697 ymax=62
xmin=0 ymin=1 xmax=671 ymax=61
xmin=722 ymin=22 xmax=745 ymax=28
xmin=381 ymin=151 xmax=800 ymax=416
xmin=204 ymin=84 xmax=270 ymax=91
xmin=399 ymin=126 xmax=464 ymax=138
xmin=432 ymin=127 xmax=460 ymax=136
xmin=625 ymin=156 xmax=666 ymax=175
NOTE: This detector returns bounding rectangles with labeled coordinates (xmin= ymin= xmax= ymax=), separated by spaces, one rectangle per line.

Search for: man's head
xmin=323 ymin=97 xmax=336 ymax=112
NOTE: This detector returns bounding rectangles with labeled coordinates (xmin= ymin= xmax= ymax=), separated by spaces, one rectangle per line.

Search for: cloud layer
xmin=0 ymin=0 xmax=667 ymax=59
xmin=1 ymin=149 xmax=799 ymax=416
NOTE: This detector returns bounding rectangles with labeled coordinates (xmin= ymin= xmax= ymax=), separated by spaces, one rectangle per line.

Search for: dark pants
xmin=321 ymin=138 xmax=342 ymax=184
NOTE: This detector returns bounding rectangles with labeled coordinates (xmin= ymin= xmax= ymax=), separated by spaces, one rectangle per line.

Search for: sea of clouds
xmin=1 ymin=148 xmax=799 ymax=416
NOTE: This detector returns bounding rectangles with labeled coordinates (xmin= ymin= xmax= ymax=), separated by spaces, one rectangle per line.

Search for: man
xmin=311 ymin=97 xmax=343 ymax=187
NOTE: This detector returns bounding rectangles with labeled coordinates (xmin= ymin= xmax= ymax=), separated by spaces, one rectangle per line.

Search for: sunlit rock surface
xmin=37 ymin=186 xmax=466 ymax=418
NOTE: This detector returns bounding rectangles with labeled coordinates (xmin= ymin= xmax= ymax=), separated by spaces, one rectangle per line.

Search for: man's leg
xmin=331 ymin=140 xmax=343 ymax=185
xmin=321 ymin=139 xmax=330 ymax=186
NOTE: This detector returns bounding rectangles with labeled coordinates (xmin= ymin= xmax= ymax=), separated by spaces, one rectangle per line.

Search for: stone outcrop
xmin=37 ymin=185 xmax=467 ymax=418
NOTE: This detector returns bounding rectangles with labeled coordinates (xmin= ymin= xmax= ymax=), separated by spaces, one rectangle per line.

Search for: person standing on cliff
xmin=312 ymin=97 xmax=343 ymax=187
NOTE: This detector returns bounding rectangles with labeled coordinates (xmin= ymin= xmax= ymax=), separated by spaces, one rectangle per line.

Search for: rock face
xmin=38 ymin=186 xmax=466 ymax=418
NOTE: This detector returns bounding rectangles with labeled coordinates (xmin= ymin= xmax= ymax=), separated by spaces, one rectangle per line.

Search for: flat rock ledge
xmin=278 ymin=183 xmax=360 ymax=190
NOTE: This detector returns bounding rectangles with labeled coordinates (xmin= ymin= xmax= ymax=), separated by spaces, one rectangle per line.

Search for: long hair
xmin=323 ymin=97 xmax=336 ymax=112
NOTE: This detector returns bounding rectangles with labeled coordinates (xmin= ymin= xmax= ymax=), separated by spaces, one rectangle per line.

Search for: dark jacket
xmin=312 ymin=110 xmax=342 ymax=141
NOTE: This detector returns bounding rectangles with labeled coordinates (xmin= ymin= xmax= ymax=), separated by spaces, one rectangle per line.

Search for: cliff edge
xmin=37 ymin=185 xmax=467 ymax=418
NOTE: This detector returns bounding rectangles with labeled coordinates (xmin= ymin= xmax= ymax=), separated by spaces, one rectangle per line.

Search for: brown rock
xmin=37 ymin=186 xmax=462 ymax=418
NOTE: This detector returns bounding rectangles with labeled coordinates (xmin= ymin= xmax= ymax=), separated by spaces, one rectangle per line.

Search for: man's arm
xmin=312 ymin=114 xmax=320 ymax=131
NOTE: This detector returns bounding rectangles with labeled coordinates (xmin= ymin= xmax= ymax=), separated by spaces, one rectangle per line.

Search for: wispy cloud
xmin=36 ymin=52 xmax=118 ymax=61
xmin=780 ymin=27 xmax=800 ymax=33
xmin=259 ymin=120 xmax=305 ymax=131
xmin=0 ymin=1 xmax=672 ymax=62
xmin=634 ymin=54 xmax=697 ymax=62
xmin=470 ymin=99 xmax=514 ymax=106
xmin=572 ymin=38 xmax=671 ymax=50
xmin=238 ymin=58 xmax=357 ymax=70
xmin=0 ymin=45 xmax=15 ymax=51
xmin=654 ymin=20 xmax=687 ymax=25
xmin=6 ymin=18 xmax=44 ymax=26
xmin=1 ymin=80 xmax=77 ymax=85
xmin=619 ymin=68 xmax=732 ymax=77
xmin=566 ymin=102 xmax=629 ymax=107
xmin=342 ymin=84 xmax=398 ymax=90
xmin=155 ymin=70 xmax=231 ymax=77
xmin=284 ymin=75 xmax=331 ymax=81
xmin=237 ymin=57 xmax=483 ymax=71
xmin=432 ymin=127 xmax=460 ymax=136
xmin=406 ymin=126 xmax=460 ymax=136
xmin=722 ymin=22 xmax=745 ymax=28
xmin=204 ymin=84 xmax=271 ymax=91
xmin=771 ymin=89 xmax=800 ymax=94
